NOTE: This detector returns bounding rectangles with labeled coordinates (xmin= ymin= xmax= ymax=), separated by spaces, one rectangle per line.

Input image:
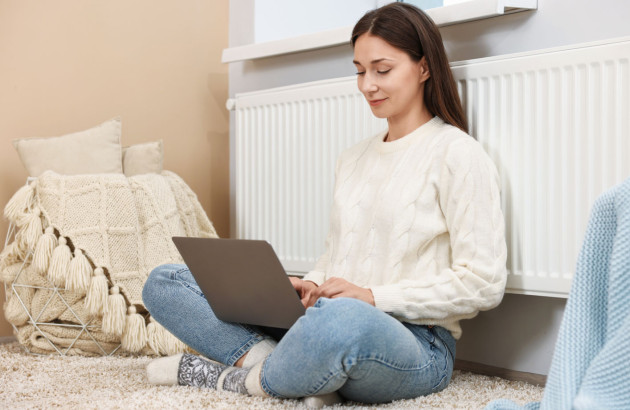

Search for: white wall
xmin=228 ymin=0 xmax=630 ymax=375
xmin=254 ymin=0 xmax=377 ymax=43
xmin=0 ymin=0 xmax=230 ymax=338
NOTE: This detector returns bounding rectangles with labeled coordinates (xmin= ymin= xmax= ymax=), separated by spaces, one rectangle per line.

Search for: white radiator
xmin=230 ymin=37 xmax=630 ymax=298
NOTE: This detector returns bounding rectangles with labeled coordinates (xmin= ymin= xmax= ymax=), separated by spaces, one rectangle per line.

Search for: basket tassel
xmin=19 ymin=207 xmax=43 ymax=251
xmin=121 ymin=305 xmax=147 ymax=353
xmin=146 ymin=318 xmax=188 ymax=356
xmin=146 ymin=318 xmax=165 ymax=355
xmin=102 ymin=286 xmax=126 ymax=336
xmin=4 ymin=183 xmax=34 ymax=222
xmin=67 ymin=249 xmax=92 ymax=292
xmin=163 ymin=327 xmax=189 ymax=355
xmin=48 ymin=237 xmax=72 ymax=287
xmin=85 ymin=267 xmax=108 ymax=316
xmin=33 ymin=227 xmax=57 ymax=274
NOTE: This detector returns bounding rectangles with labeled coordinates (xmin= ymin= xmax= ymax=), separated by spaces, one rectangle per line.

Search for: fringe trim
xmin=121 ymin=306 xmax=147 ymax=353
xmin=146 ymin=318 xmax=165 ymax=355
xmin=146 ymin=318 xmax=190 ymax=356
xmin=1 ymin=184 xmax=177 ymax=355
xmin=33 ymin=227 xmax=57 ymax=274
xmin=102 ymin=286 xmax=126 ymax=336
xmin=19 ymin=207 xmax=43 ymax=251
xmin=85 ymin=267 xmax=108 ymax=317
xmin=4 ymin=183 xmax=34 ymax=222
xmin=67 ymin=249 xmax=92 ymax=292
xmin=48 ymin=237 xmax=71 ymax=287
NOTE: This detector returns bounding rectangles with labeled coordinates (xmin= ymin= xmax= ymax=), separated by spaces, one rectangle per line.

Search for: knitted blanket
xmin=486 ymin=176 xmax=630 ymax=410
xmin=1 ymin=171 xmax=217 ymax=356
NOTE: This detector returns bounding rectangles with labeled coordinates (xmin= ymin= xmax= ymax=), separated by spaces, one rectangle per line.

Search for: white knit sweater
xmin=302 ymin=117 xmax=507 ymax=339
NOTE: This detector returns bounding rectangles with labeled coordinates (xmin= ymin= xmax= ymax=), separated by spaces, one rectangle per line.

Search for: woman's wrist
xmin=304 ymin=280 xmax=318 ymax=287
xmin=365 ymin=288 xmax=375 ymax=306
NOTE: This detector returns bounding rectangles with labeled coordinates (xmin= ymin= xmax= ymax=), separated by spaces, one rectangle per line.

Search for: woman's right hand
xmin=289 ymin=277 xmax=318 ymax=308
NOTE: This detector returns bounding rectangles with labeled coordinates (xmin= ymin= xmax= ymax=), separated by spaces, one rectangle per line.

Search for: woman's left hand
xmin=305 ymin=277 xmax=375 ymax=308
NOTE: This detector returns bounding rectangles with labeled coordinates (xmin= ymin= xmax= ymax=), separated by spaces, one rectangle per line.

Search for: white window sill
xmin=222 ymin=0 xmax=537 ymax=63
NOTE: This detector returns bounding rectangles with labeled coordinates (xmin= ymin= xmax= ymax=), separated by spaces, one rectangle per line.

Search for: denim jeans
xmin=142 ymin=264 xmax=456 ymax=403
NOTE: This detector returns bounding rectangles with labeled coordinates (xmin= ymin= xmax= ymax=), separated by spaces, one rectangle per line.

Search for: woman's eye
xmin=377 ymin=69 xmax=391 ymax=74
xmin=355 ymin=71 xmax=366 ymax=75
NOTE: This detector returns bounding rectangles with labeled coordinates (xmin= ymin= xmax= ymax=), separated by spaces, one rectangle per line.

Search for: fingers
xmin=306 ymin=286 xmax=320 ymax=308
xmin=306 ymin=277 xmax=346 ymax=307
xmin=289 ymin=278 xmax=320 ymax=308
xmin=306 ymin=278 xmax=375 ymax=307
xmin=301 ymin=294 xmax=311 ymax=308
xmin=316 ymin=277 xmax=350 ymax=297
xmin=289 ymin=276 xmax=302 ymax=291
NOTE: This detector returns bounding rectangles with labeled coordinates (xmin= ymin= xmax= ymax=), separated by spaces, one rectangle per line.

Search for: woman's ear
xmin=418 ymin=57 xmax=430 ymax=83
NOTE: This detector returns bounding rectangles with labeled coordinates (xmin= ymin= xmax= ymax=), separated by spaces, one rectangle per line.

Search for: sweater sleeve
xmin=302 ymin=156 xmax=344 ymax=286
xmin=370 ymin=138 xmax=508 ymax=321
xmin=301 ymin=233 xmax=330 ymax=286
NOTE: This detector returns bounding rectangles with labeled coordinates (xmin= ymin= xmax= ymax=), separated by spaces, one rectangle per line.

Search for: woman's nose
xmin=359 ymin=73 xmax=378 ymax=94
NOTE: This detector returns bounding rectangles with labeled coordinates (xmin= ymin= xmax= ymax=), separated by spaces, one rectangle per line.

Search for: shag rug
xmin=0 ymin=341 xmax=543 ymax=409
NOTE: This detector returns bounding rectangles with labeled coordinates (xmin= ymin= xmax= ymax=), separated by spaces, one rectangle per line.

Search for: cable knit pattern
xmin=303 ymin=117 xmax=507 ymax=339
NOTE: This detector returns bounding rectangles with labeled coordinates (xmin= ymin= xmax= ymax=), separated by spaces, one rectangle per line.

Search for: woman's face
xmin=353 ymin=34 xmax=429 ymax=121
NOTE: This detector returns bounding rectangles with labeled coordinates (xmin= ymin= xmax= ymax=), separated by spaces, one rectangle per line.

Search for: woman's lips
xmin=369 ymin=98 xmax=387 ymax=107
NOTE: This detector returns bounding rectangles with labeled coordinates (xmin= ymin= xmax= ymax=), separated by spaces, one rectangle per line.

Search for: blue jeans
xmin=142 ymin=264 xmax=456 ymax=403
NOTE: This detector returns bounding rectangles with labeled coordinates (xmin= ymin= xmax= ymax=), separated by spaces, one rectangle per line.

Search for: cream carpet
xmin=0 ymin=341 xmax=543 ymax=409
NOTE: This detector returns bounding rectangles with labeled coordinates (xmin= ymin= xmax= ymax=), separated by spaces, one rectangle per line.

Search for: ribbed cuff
xmin=301 ymin=271 xmax=326 ymax=286
xmin=370 ymin=285 xmax=405 ymax=314
xmin=242 ymin=337 xmax=276 ymax=368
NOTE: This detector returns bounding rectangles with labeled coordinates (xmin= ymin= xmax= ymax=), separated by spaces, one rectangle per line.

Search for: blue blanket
xmin=486 ymin=177 xmax=630 ymax=410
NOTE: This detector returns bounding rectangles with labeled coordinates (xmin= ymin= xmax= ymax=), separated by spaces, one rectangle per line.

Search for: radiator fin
xmin=234 ymin=40 xmax=630 ymax=297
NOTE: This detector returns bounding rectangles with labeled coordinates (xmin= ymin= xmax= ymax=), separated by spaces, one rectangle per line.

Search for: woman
xmin=142 ymin=2 xmax=507 ymax=404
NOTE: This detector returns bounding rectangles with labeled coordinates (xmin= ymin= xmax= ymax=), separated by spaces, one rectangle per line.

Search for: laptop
xmin=172 ymin=237 xmax=306 ymax=329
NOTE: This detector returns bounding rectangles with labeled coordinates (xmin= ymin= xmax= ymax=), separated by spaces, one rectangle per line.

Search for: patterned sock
xmin=146 ymin=353 xmax=183 ymax=385
xmin=177 ymin=353 xmax=266 ymax=396
xmin=177 ymin=353 xmax=227 ymax=389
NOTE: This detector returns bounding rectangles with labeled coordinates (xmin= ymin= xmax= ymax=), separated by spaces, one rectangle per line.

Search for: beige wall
xmin=0 ymin=0 xmax=230 ymax=337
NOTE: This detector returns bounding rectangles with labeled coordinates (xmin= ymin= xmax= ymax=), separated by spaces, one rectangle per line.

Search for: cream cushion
xmin=12 ymin=117 xmax=123 ymax=177
xmin=122 ymin=140 xmax=164 ymax=176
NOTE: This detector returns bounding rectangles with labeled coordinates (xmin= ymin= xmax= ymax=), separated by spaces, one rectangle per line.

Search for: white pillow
xmin=122 ymin=140 xmax=164 ymax=176
xmin=12 ymin=117 xmax=123 ymax=177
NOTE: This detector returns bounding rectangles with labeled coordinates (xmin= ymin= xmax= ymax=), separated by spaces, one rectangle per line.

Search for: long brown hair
xmin=351 ymin=3 xmax=468 ymax=134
